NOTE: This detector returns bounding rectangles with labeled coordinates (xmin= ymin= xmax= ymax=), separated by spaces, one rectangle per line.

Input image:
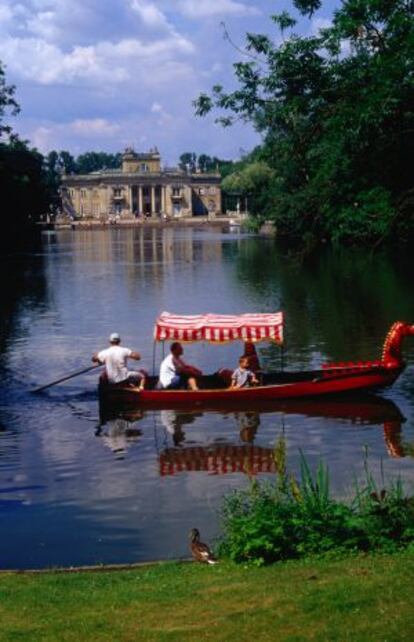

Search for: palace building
xmin=60 ymin=147 xmax=222 ymax=220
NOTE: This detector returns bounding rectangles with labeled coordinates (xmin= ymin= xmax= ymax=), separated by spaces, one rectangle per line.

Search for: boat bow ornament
xmin=381 ymin=321 xmax=414 ymax=366
xmin=153 ymin=311 xmax=284 ymax=344
xmin=320 ymin=321 xmax=414 ymax=373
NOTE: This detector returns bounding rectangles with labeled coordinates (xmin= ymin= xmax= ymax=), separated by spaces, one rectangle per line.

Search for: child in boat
xmin=230 ymin=356 xmax=260 ymax=389
xmin=243 ymin=341 xmax=261 ymax=373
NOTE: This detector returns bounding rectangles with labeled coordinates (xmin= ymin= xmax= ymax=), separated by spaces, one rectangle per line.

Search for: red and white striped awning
xmin=159 ymin=445 xmax=277 ymax=476
xmin=153 ymin=311 xmax=284 ymax=344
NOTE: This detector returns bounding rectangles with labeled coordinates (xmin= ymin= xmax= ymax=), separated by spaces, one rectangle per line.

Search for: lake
xmin=1 ymin=226 xmax=414 ymax=569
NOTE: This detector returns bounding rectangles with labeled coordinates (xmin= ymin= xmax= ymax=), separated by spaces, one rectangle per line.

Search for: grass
xmin=1 ymin=553 xmax=414 ymax=641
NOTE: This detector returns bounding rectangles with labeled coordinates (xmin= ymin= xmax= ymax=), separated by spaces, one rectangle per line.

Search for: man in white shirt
xmin=159 ymin=342 xmax=201 ymax=391
xmin=92 ymin=333 xmax=145 ymax=388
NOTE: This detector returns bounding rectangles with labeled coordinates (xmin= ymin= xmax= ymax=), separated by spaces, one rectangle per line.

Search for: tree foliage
xmin=0 ymin=138 xmax=49 ymax=248
xmin=0 ymin=61 xmax=19 ymax=140
xmin=178 ymin=151 xmax=233 ymax=174
xmin=195 ymin=0 xmax=414 ymax=245
xmin=76 ymin=151 xmax=122 ymax=174
xmin=0 ymin=61 xmax=49 ymax=247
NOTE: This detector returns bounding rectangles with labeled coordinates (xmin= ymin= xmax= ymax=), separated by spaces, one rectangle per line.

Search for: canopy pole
xmin=152 ymin=341 xmax=157 ymax=376
xmin=280 ymin=344 xmax=285 ymax=371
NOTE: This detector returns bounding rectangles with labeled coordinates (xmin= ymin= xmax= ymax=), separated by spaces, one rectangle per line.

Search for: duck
xmin=189 ymin=528 xmax=218 ymax=564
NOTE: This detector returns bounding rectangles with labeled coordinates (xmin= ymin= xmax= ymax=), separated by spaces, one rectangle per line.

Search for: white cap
xmin=109 ymin=332 xmax=121 ymax=343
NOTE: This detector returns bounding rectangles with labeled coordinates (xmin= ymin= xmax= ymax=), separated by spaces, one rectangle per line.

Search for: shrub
xmin=328 ymin=187 xmax=394 ymax=244
xmin=218 ymin=446 xmax=414 ymax=565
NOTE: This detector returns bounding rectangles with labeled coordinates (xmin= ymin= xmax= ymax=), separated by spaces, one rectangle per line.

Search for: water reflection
xmin=95 ymin=412 xmax=144 ymax=459
xmin=1 ymin=228 xmax=414 ymax=568
xmin=159 ymin=409 xmax=203 ymax=447
xmin=98 ymin=394 xmax=411 ymax=478
xmin=231 ymin=240 xmax=414 ymax=368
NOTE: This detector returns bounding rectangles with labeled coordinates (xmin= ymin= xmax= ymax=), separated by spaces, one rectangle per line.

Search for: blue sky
xmin=0 ymin=0 xmax=336 ymax=164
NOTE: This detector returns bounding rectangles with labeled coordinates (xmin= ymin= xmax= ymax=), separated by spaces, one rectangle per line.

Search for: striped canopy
xmin=153 ymin=311 xmax=284 ymax=344
xmin=159 ymin=445 xmax=277 ymax=476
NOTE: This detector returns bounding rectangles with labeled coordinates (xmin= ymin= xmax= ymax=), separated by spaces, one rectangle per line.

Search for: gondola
xmin=98 ymin=312 xmax=414 ymax=408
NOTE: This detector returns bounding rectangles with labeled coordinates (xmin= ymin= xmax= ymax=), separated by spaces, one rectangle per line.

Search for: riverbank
xmin=38 ymin=215 xmax=246 ymax=231
xmin=1 ymin=552 xmax=414 ymax=641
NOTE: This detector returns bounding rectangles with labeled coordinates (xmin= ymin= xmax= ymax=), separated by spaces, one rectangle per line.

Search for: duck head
xmin=189 ymin=528 xmax=200 ymax=543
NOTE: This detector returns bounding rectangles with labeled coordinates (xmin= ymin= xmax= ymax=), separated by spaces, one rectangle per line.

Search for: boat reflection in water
xmin=95 ymin=409 xmax=144 ymax=459
xmin=98 ymin=394 xmax=409 ymax=468
xmin=159 ymin=408 xmax=272 ymax=477
xmin=159 ymin=409 xmax=203 ymax=447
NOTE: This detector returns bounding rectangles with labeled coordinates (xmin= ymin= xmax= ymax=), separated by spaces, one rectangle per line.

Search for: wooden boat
xmin=99 ymin=313 xmax=414 ymax=408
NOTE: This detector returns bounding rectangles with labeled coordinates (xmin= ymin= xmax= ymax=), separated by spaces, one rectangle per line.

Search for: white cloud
xmin=30 ymin=118 xmax=120 ymax=151
xmin=26 ymin=10 xmax=60 ymax=40
xmin=0 ymin=1 xmax=28 ymax=33
xmin=0 ymin=32 xmax=194 ymax=86
xmin=97 ymin=35 xmax=194 ymax=59
xmin=2 ymin=0 xmax=263 ymax=159
xmin=129 ymin=0 xmax=171 ymax=30
xmin=178 ymin=0 xmax=261 ymax=18
xmin=0 ymin=3 xmax=13 ymax=22
xmin=0 ymin=37 xmax=127 ymax=84
xmin=150 ymin=101 xmax=173 ymax=125
xmin=70 ymin=118 xmax=120 ymax=136
xmin=31 ymin=125 xmax=54 ymax=151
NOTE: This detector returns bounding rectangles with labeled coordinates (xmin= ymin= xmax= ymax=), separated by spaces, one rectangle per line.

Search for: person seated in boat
xmin=159 ymin=342 xmax=202 ymax=391
xmin=242 ymin=341 xmax=261 ymax=373
xmin=92 ymin=333 xmax=145 ymax=389
xmin=230 ymin=356 xmax=259 ymax=389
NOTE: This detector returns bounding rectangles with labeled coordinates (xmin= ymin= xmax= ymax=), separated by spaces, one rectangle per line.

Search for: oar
xmin=31 ymin=363 xmax=102 ymax=393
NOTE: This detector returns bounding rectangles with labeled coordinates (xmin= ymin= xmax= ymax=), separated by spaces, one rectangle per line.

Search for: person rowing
xmin=92 ymin=333 xmax=145 ymax=389
xmin=159 ymin=342 xmax=202 ymax=391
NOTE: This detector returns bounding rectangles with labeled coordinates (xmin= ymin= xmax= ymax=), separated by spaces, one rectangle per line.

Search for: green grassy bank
xmin=1 ymin=553 xmax=414 ymax=641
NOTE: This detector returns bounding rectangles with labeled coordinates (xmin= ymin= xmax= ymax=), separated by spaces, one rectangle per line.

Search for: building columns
xmin=151 ymin=186 xmax=156 ymax=215
xmin=128 ymin=186 xmax=133 ymax=214
xmin=138 ymin=186 xmax=143 ymax=215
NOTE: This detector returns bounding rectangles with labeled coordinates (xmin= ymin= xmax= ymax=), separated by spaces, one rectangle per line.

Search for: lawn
xmin=1 ymin=553 xmax=414 ymax=641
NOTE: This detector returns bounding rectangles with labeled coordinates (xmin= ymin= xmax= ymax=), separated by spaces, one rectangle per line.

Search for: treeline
xmin=44 ymin=150 xmax=123 ymax=208
xmin=0 ymin=63 xmax=47 ymax=248
xmin=195 ymin=0 xmax=414 ymax=246
xmin=178 ymin=152 xmax=234 ymax=175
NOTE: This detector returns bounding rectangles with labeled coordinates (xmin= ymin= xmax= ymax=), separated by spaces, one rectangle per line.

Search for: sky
xmin=0 ymin=0 xmax=336 ymax=165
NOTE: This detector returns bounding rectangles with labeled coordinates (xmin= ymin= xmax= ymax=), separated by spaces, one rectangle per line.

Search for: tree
xmin=0 ymin=138 xmax=49 ymax=247
xmin=179 ymin=152 xmax=197 ymax=172
xmin=195 ymin=0 xmax=414 ymax=245
xmin=222 ymin=161 xmax=274 ymax=196
xmin=0 ymin=61 xmax=49 ymax=248
xmin=0 ymin=60 xmax=19 ymax=139
xmin=76 ymin=151 xmax=122 ymax=174
xmin=58 ymin=150 xmax=77 ymax=174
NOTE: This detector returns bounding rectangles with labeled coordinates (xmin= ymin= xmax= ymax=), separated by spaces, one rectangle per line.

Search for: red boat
xmin=99 ymin=312 xmax=414 ymax=408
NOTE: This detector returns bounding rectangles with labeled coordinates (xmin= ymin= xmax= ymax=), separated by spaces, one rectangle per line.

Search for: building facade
xmin=60 ymin=148 xmax=222 ymax=220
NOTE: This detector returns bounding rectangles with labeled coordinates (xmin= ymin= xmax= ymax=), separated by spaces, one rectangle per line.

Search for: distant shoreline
xmin=39 ymin=216 xmax=244 ymax=231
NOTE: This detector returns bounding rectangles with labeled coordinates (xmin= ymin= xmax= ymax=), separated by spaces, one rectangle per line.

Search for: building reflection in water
xmin=62 ymin=226 xmax=224 ymax=270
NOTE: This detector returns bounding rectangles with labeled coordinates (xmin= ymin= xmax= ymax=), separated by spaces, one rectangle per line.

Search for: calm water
xmin=1 ymin=227 xmax=414 ymax=569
